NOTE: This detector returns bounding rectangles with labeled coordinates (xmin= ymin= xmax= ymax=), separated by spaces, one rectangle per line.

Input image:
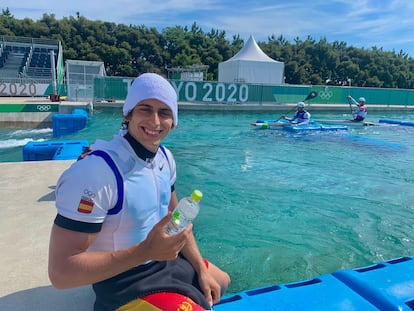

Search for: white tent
xmin=218 ymin=35 xmax=284 ymax=85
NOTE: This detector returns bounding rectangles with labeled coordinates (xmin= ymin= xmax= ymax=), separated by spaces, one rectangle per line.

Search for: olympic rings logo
xmin=36 ymin=104 xmax=52 ymax=111
xmin=84 ymin=189 xmax=96 ymax=198
xmin=319 ymin=90 xmax=333 ymax=100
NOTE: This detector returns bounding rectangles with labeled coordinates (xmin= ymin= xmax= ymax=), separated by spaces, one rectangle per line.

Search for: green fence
xmin=93 ymin=77 xmax=414 ymax=106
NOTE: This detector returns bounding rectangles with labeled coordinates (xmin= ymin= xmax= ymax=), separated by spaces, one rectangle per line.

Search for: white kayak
xmin=314 ymin=119 xmax=377 ymax=126
xmin=250 ymin=120 xmax=348 ymax=132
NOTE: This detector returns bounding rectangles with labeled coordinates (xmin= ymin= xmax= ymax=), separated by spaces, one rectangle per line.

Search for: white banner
xmin=0 ymin=82 xmax=50 ymax=96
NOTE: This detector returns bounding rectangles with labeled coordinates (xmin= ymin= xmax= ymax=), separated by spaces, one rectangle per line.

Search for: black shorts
xmin=93 ymin=255 xmax=210 ymax=310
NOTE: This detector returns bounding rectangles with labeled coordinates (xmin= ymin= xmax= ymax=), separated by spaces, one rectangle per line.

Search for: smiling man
xmin=48 ymin=73 xmax=230 ymax=311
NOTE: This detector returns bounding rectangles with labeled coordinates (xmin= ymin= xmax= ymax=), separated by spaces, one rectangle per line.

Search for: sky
xmin=2 ymin=0 xmax=414 ymax=57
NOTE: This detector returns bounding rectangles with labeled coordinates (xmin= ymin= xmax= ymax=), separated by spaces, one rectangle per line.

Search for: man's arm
xmin=48 ymin=224 xmax=147 ymax=288
xmin=347 ymin=95 xmax=359 ymax=106
xmin=48 ymin=213 xmax=191 ymax=289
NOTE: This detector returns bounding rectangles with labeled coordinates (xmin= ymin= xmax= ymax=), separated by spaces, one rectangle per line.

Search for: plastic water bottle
xmin=165 ymin=190 xmax=203 ymax=234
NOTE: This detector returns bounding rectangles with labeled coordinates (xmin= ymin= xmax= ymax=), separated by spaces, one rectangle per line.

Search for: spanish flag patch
xmin=77 ymin=196 xmax=94 ymax=214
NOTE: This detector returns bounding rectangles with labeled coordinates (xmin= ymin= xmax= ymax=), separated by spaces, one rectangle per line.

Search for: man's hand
xmin=198 ymin=270 xmax=222 ymax=306
xmin=142 ymin=212 xmax=192 ymax=261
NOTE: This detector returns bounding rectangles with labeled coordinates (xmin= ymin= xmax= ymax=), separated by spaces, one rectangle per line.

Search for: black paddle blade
xmin=304 ymin=91 xmax=318 ymax=101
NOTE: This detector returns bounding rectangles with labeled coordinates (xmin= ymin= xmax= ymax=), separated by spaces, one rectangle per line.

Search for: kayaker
xmin=282 ymin=101 xmax=311 ymax=125
xmin=347 ymin=95 xmax=368 ymax=121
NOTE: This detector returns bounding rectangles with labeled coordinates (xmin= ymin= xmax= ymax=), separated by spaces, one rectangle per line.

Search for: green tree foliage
xmin=1 ymin=9 xmax=414 ymax=88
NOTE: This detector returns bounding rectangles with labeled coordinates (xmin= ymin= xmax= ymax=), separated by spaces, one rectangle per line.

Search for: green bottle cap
xmin=191 ymin=189 xmax=203 ymax=202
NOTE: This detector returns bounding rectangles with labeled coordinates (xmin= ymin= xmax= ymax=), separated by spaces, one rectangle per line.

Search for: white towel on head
xmin=123 ymin=73 xmax=178 ymax=127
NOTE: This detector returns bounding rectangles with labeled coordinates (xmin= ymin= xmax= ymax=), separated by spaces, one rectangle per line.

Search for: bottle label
xmin=172 ymin=210 xmax=181 ymax=223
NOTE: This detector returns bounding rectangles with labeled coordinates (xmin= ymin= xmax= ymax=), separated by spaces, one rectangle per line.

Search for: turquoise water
xmin=1 ymin=108 xmax=414 ymax=294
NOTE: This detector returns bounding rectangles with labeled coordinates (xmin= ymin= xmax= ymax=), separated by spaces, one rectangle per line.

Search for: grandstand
xmin=0 ymin=36 xmax=106 ymax=101
xmin=0 ymin=35 xmax=64 ymax=97
xmin=0 ymin=36 xmax=61 ymax=80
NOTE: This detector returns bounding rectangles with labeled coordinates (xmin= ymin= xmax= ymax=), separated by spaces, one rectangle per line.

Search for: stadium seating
xmin=0 ymin=36 xmax=59 ymax=79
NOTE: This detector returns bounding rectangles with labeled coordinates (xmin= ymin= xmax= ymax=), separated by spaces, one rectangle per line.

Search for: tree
xmin=0 ymin=9 xmax=413 ymax=87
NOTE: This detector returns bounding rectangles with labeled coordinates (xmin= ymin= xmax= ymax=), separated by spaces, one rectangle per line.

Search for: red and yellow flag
xmin=77 ymin=197 xmax=94 ymax=214
xmin=117 ymin=292 xmax=205 ymax=311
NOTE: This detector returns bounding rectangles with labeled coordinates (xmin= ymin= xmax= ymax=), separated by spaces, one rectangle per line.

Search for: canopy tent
xmin=218 ymin=35 xmax=284 ymax=85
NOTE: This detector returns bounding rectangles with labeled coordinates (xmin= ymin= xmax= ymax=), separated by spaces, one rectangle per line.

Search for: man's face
xmin=126 ymin=99 xmax=174 ymax=152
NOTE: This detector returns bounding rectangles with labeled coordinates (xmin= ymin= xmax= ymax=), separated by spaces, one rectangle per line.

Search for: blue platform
xmin=343 ymin=134 xmax=405 ymax=150
xmin=214 ymin=256 xmax=414 ymax=311
xmin=283 ymin=122 xmax=348 ymax=132
xmin=23 ymin=140 xmax=89 ymax=161
xmin=379 ymin=119 xmax=414 ymax=127
xmin=52 ymin=109 xmax=88 ymax=137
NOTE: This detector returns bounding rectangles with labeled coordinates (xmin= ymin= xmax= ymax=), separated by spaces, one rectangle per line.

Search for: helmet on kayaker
xmin=358 ymin=97 xmax=366 ymax=104
xmin=297 ymin=102 xmax=305 ymax=109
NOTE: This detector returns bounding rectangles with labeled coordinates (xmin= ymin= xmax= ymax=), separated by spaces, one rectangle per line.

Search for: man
xmin=48 ymin=73 xmax=230 ymax=310
xmin=282 ymin=101 xmax=311 ymax=125
xmin=347 ymin=95 xmax=368 ymax=121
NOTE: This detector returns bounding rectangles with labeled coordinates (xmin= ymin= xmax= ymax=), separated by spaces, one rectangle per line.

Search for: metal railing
xmin=0 ymin=35 xmax=59 ymax=47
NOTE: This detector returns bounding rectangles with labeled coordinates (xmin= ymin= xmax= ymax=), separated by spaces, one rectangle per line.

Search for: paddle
xmin=347 ymin=97 xmax=354 ymax=116
xmin=304 ymin=91 xmax=318 ymax=101
xmin=347 ymin=96 xmax=359 ymax=121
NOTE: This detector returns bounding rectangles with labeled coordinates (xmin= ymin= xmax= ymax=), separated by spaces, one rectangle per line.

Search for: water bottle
xmin=165 ymin=189 xmax=203 ymax=234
